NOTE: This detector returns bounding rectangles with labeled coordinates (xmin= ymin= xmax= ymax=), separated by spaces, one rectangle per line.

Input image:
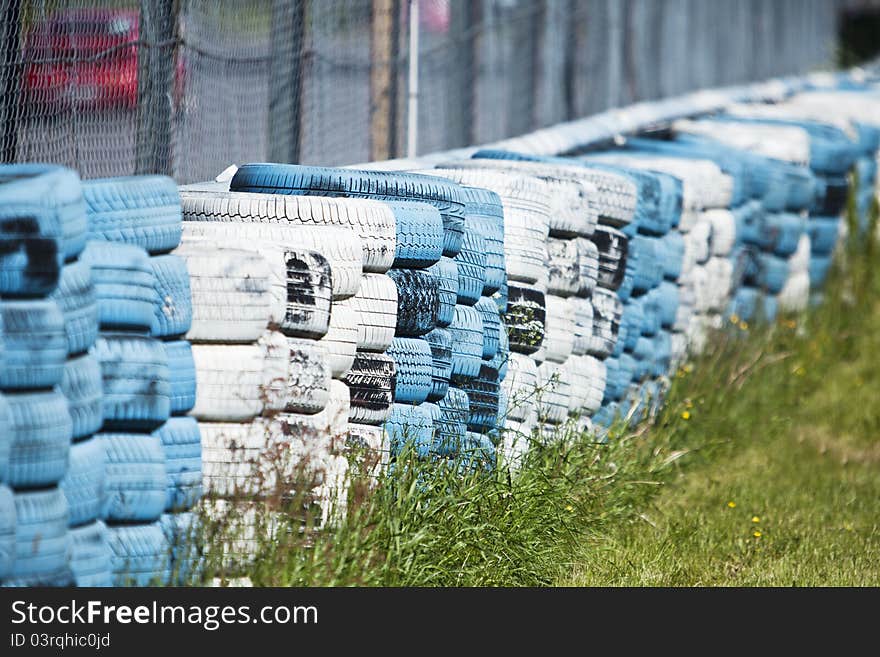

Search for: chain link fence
xmin=0 ymin=0 xmax=845 ymax=183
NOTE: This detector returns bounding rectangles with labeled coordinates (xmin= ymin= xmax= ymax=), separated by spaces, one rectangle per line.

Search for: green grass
xmin=199 ymin=189 xmax=880 ymax=588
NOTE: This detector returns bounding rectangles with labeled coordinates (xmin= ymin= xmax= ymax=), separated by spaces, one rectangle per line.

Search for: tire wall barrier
xmin=1 ymin=72 xmax=879 ymax=585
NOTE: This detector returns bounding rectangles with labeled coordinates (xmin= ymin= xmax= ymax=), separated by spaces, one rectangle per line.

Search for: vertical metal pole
xmin=268 ymin=0 xmax=306 ymax=163
xmin=0 ymin=0 xmax=21 ymax=163
xmin=136 ymin=0 xmax=178 ymax=175
xmin=406 ymin=0 xmax=419 ymax=158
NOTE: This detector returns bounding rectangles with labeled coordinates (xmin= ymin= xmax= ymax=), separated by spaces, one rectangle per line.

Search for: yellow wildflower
xmin=681 ymin=411 xmax=691 ymax=420
xmin=739 ymin=321 xmax=749 ymax=331
xmin=729 ymin=313 xmax=740 ymax=324
xmin=565 ymin=504 xmax=574 ymax=512
xmin=753 ymin=530 xmax=762 ymax=538
xmin=727 ymin=501 xmax=736 ymax=508
xmin=752 ymin=516 xmax=760 ymax=523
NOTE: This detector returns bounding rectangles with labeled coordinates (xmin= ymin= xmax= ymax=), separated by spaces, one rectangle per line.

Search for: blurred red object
xmin=23 ymin=8 xmax=185 ymax=110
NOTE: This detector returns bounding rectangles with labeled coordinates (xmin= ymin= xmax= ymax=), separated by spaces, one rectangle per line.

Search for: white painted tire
xmin=575 ymin=237 xmax=599 ymax=297
xmin=182 ymin=221 xmax=363 ymax=299
xmin=789 ymin=233 xmax=811 ymax=274
xmin=500 ymin=353 xmax=538 ymax=422
xmin=571 ymin=296 xmax=593 ymax=356
xmin=546 ymin=237 xmax=580 ymax=297
xmin=190 ymin=344 xmax=265 ymax=422
xmin=350 ymin=274 xmax=398 ymax=352
xmin=175 ymin=243 xmax=272 ymax=343
xmin=535 ymin=361 xmax=571 ymax=425
xmin=778 ymin=271 xmax=810 ymax=312
xmin=533 ymin=295 xmax=575 ymax=364
xmin=179 ymin=188 xmax=395 ymax=274
xmin=319 ymin=300 xmax=359 ymax=379
xmin=284 ymin=339 xmax=332 ymax=415
xmin=464 ymin=157 xmax=637 ymax=228
xmin=704 ymin=257 xmax=734 ymax=311
xmin=705 ymin=209 xmax=736 ymax=257
xmin=345 ymin=423 xmax=389 ymax=485
xmin=686 ymin=217 xmax=712 ymax=265
xmin=424 ymin=168 xmax=551 ymax=285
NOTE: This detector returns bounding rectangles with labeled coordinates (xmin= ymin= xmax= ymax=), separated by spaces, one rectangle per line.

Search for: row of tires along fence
xmin=0 ymin=84 xmax=878 ymax=585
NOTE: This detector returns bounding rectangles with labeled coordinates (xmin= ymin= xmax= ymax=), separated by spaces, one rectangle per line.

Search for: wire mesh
xmin=0 ymin=0 xmax=844 ymax=183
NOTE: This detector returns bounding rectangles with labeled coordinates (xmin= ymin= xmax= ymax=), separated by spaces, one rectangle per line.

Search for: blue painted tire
xmin=153 ymin=417 xmax=202 ymax=512
xmin=60 ymin=436 xmax=105 ymax=527
xmin=6 ymin=390 xmax=72 ymax=488
xmin=651 ymin=331 xmax=672 ymax=378
xmin=449 ymin=305 xmax=484 ymax=383
xmin=387 ymin=337 xmax=433 ymax=404
xmin=229 ymin=163 xmax=466 ymax=257
xmin=475 ymin=297 xmax=501 ymax=361
xmin=809 ymin=254 xmax=833 ymax=289
xmin=601 ymin=357 xmax=624 ymax=403
xmin=660 ymin=231 xmax=685 ymax=280
xmin=424 ymin=328 xmax=453 ymax=403
xmin=82 ymin=175 xmax=182 ymax=254
xmin=461 ymin=186 xmax=505 ymax=295
xmin=807 ymin=217 xmax=840 ymax=256
xmin=0 ymin=486 xmax=14 ymax=579
xmin=491 ymin=320 xmax=510 ymax=381
xmin=149 ymin=254 xmax=192 ymax=338
xmin=0 ymin=163 xmax=84 ymax=269
xmin=160 ymin=511 xmax=203 ymax=585
xmin=387 ymin=268 xmax=440 ymax=337
xmin=630 ymin=235 xmax=661 ymax=294
xmin=69 ymin=520 xmax=112 ymax=587
xmin=165 ymin=339 xmax=197 ymax=415
xmin=756 ymin=253 xmax=789 ymax=294
xmin=764 ymin=213 xmax=805 ymax=257
xmin=631 ymin=337 xmax=654 ymax=381
xmin=49 ymin=260 xmax=98 ymax=356
xmin=640 ymin=291 xmax=660 ymax=337
xmin=0 ymin=298 xmax=67 ymax=390
xmin=461 ymin=363 xmax=500 ymax=433
xmin=101 ymin=432 xmax=167 ymax=523
xmin=385 ymin=403 xmax=435 ymax=458
xmin=6 ymin=487 xmax=72 ymax=586
xmin=60 ymin=352 xmax=103 ymax=440
xmin=108 ymin=521 xmax=170 ymax=587
xmin=655 ymin=281 xmax=679 ymax=329
xmin=428 ymin=256 xmax=457 ymax=328
xmin=429 ymin=387 xmax=469 ymax=455
xmin=384 ymin=201 xmax=444 ymax=268
xmin=94 ymin=333 xmax=171 ymax=431
xmin=454 ymin=220 xmax=487 ymax=305
xmin=80 ymin=241 xmax=156 ymax=330
xmin=621 ymin=298 xmax=644 ymax=352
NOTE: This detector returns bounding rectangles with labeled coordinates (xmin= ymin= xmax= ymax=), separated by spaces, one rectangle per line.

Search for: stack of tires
xmin=784 ymin=90 xmax=880 ymax=237
xmin=177 ymin=188 xmax=386 ymax=568
xmin=575 ymin=159 xmax=681 ymax=428
xmin=427 ymin=157 xmax=638 ymax=451
xmin=225 ymin=165 xmax=507 ymax=472
xmin=79 ymin=176 xmax=191 ymax=586
xmin=0 ymin=165 xmax=86 ymax=587
xmin=676 ymin=119 xmax=839 ymax=316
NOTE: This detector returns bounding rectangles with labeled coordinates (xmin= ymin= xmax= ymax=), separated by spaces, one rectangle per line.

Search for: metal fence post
xmin=135 ymin=0 xmax=178 ymax=175
xmin=0 ymin=0 xmax=21 ymax=163
xmin=268 ymin=0 xmax=307 ymax=164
